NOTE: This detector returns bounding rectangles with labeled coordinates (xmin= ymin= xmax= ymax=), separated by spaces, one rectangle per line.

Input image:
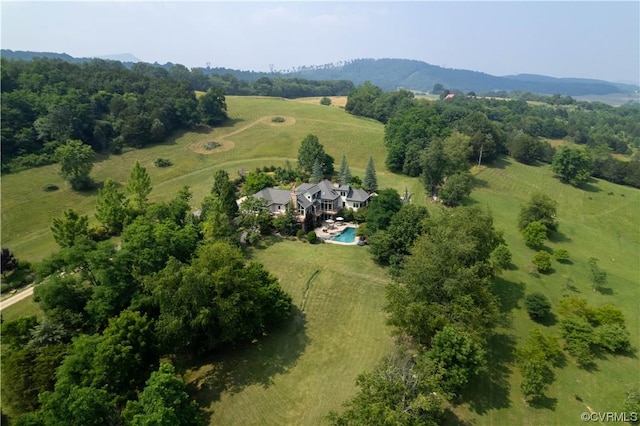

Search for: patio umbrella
xmin=336 ymin=217 xmax=344 ymax=221
xmin=326 ymin=219 xmax=335 ymax=223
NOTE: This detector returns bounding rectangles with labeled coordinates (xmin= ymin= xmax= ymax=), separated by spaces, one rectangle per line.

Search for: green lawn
xmin=183 ymin=241 xmax=394 ymax=425
xmin=0 ymin=294 xmax=43 ymax=322
xmin=454 ymin=157 xmax=640 ymax=425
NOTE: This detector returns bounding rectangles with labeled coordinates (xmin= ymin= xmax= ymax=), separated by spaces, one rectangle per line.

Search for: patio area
xmin=314 ymin=218 xmax=360 ymax=245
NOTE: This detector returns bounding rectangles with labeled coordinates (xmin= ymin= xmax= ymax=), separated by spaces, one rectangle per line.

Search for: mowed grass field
xmin=455 ymin=157 xmax=640 ymax=425
xmin=183 ymin=242 xmax=394 ymax=425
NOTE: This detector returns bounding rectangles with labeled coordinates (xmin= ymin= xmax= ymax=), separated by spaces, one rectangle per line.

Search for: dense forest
xmin=345 ymin=82 xmax=640 ymax=189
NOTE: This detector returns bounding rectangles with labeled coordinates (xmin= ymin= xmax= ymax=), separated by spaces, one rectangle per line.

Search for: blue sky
xmin=2 ymin=1 xmax=639 ymax=83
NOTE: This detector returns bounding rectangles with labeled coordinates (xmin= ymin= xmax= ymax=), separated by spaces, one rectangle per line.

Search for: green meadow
xmin=1 ymin=96 xmax=638 ymax=425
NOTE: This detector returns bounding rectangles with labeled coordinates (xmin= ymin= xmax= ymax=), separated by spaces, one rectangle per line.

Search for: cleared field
xmin=1 ymin=96 xmax=386 ymax=262
xmin=183 ymin=241 xmax=394 ymax=425
xmin=455 ymin=157 xmax=640 ymax=425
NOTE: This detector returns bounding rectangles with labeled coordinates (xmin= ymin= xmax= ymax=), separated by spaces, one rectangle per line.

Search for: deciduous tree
xmin=54 ymin=140 xmax=95 ymax=190
xmin=94 ymin=178 xmax=127 ymax=234
xmin=552 ymin=147 xmax=594 ymax=186
xmin=127 ymin=161 xmax=152 ymax=212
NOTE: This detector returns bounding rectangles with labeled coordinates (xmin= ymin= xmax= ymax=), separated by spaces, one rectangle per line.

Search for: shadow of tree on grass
xmin=183 ymin=306 xmax=309 ymax=411
xmin=490 ymin=278 xmax=525 ymax=326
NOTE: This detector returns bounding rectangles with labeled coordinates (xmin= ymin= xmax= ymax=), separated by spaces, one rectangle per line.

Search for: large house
xmin=252 ymin=179 xmax=372 ymax=220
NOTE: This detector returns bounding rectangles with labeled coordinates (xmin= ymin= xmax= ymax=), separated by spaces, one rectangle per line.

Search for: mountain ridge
xmin=2 ymin=50 xmax=637 ymax=96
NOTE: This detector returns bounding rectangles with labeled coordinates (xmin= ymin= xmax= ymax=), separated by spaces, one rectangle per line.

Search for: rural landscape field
xmin=2 ymin=92 xmax=639 ymax=425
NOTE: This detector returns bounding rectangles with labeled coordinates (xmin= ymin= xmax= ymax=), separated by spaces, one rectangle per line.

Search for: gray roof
xmin=297 ymin=194 xmax=312 ymax=209
xmin=347 ymin=187 xmax=371 ymax=202
xmin=296 ymin=183 xmax=320 ymax=196
xmin=316 ymin=180 xmax=341 ymax=201
xmin=253 ymin=188 xmax=292 ymax=206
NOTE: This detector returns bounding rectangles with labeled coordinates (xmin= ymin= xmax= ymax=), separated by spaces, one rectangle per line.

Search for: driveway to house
xmin=0 ymin=285 xmax=35 ymax=311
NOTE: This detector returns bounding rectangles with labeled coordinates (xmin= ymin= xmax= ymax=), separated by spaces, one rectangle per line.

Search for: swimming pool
xmin=332 ymin=227 xmax=357 ymax=243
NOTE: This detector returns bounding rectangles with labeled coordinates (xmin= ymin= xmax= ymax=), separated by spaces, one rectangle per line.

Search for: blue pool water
xmin=332 ymin=227 xmax=357 ymax=243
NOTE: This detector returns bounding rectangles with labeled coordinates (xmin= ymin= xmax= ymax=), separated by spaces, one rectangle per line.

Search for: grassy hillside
xmin=456 ymin=158 xmax=640 ymax=425
xmin=2 ymin=96 xmax=404 ymax=262
xmin=183 ymin=242 xmax=394 ymax=425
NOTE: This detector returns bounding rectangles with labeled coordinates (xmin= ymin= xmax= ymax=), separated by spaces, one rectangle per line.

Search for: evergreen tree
xmin=311 ymin=158 xmax=323 ymax=183
xmin=95 ymin=178 xmax=127 ymax=234
xmin=339 ymin=155 xmax=352 ymax=185
xmin=127 ymin=161 xmax=152 ymax=212
xmin=209 ymin=169 xmax=238 ymax=220
xmin=363 ymin=157 xmax=378 ymax=192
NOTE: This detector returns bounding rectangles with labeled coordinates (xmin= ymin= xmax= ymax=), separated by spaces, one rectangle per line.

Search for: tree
xmin=438 ymin=172 xmax=473 ymax=207
xmin=518 ymin=193 xmax=558 ymax=232
xmin=54 ymin=140 xmax=95 ymax=190
xmin=320 ymin=96 xmax=332 ymax=106
xmin=127 ymin=161 xmax=152 ymax=211
xmin=94 ymin=178 xmax=127 ymax=234
xmin=364 ymin=188 xmax=402 ymax=234
xmin=427 ymin=326 xmax=485 ymax=394
xmin=310 ymin=159 xmax=324 ymax=183
xmin=490 ymin=243 xmax=512 ymax=271
xmin=145 ymin=242 xmax=292 ymax=352
xmin=552 ymin=147 xmax=594 ymax=186
xmin=338 ymin=155 xmax=352 ymax=185
xmin=51 ymin=209 xmax=90 ymax=249
xmin=122 ymin=364 xmax=204 ymax=426
xmin=553 ymin=248 xmax=570 ymax=261
xmin=38 ymin=385 xmax=117 ymax=426
xmin=201 ymin=197 xmax=237 ymax=243
xmin=328 ymin=350 xmax=445 ymax=426
xmin=297 ymin=134 xmax=334 ymax=175
xmin=209 ymin=169 xmax=238 ymax=219
xmin=521 ymin=221 xmax=548 ymax=248
xmin=273 ymin=203 xmax=300 ymax=236
xmin=421 ymin=138 xmax=448 ymax=195
xmin=1 ymin=247 xmax=19 ymax=276
xmin=587 ymin=257 xmax=607 ymax=292
xmin=91 ymin=310 xmax=159 ymax=403
xmin=516 ymin=329 xmax=561 ymax=401
xmin=363 ymin=156 xmax=378 ymax=192
xmin=531 ymin=251 xmax=552 ymax=273
xmin=385 ymin=207 xmax=502 ymax=346
xmin=369 ymin=204 xmax=429 ymax=268
xmin=243 ymin=170 xmax=275 ymax=194
xmin=197 ymin=87 xmax=228 ymax=125
xmin=524 ymin=292 xmax=552 ymax=321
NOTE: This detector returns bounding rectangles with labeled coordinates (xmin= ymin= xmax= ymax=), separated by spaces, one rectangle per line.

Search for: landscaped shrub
xmin=553 ymin=248 xmax=570 ymax=261
xmin=42 ymin=183 xmax=59 ymax=192
xmin=272 ymin=116 xmax=285 ymax=123
xmin=154 ymin=158 xmax=172 ymax=167
xmin=531 ymin=251 xmax=552 ymax=273
xmin=296 ymin=230 xmax=305 ymax=240
xmin=524 ymin=292 xmax=552 ymax=321
xmin=307 ymin=231 xmax=317 ymax=244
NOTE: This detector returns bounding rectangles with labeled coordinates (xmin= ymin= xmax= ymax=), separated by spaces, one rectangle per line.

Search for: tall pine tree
xmin=311 ymin=159 xmax=324 ymax=183
xmin=339 ymin=155 xmax=352 ymax=185
xmin=364 ymin=156 xmax=378 ymax=193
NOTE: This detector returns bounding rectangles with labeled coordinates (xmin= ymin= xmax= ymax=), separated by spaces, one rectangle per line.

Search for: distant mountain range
xmin=2 ymin=50 xmax=637 ymax=97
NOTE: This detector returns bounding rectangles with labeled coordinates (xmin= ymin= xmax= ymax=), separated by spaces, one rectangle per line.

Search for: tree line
xmin=1 ymin=58 xmax=228 ymax=173
xmin=345 ymin=82 xmax=640 ymax=189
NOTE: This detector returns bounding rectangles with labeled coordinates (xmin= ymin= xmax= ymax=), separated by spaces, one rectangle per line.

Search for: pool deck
xmin=314 ymin=221 xmax=360 ymax=246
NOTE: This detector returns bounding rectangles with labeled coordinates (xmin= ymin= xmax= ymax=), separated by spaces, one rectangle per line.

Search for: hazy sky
xmin=2 ymin=1 xmax=639 ymax=83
